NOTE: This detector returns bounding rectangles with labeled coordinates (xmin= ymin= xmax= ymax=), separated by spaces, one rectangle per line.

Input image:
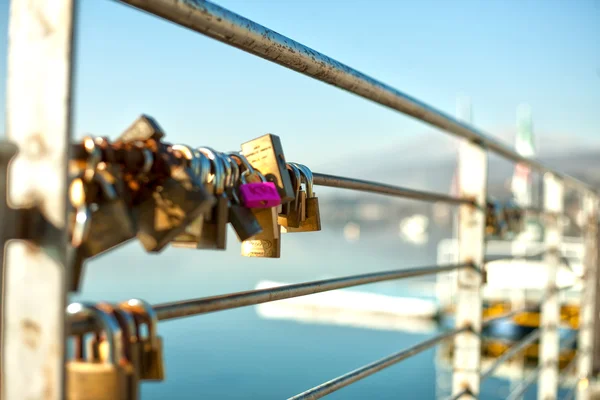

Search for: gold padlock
xmin=66 ymin=302 xmax=128 ymax=400
xmin=285 ymin=163 xmax=321 ymax=233
xmin=241 ymin=134 xmax=295 ymax=203
xmin=278 ymin=163 xmax=304 ymax=229
xmin=95 ymin=303 xmax=141 ymax=400
xmin=119 ymin=298 xmax=166 ymax=381
xmin=242 ymin=207 xmax=281 ymax=258
xmin=171 ymin=147 xmax=212 ymax=249
xmin=196 ymin=147 xmax=229 ymax=250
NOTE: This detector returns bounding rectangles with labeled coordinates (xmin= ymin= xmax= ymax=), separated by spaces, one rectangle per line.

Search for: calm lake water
xmin=72 ymin=221 xmax=566 ymax=399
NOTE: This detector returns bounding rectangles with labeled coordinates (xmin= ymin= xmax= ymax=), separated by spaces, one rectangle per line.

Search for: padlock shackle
xmin=93 ymin=169 xmax=119 ymax=201
xmin=71 ymin=205 xmax=92 ymax=247
xmin=227 ymin=152 xmax=254 ymax=175
xmin=139 ymin=147 xmax=154 ymax=175
xmin=118 ymin=299 xmax=160 ymax=343
xmin=67 ymin=302 xmax=123 ymax=365
xmin=215 ymin=152 xmax=233 ymax=190
xmin=193 ymin=149 xmax=211 ymax=185
xmin=82 ymin=136 xmax=102 ymax=182
xmin=172 ymin=144 xmax=200 ymax=179
xmin=290 ymin=163 xmax=314 ymax=198
xmin=286 ymin=164 xmax=302 ymax=196
xmin=198 ymin=147 xmax=225 ymax=195
xmin=222 ymin=154 xmax=242 ymax=204
xmin=98 ymin=302 xmax=138 ymax=360
xmin=231 ymin=152 xmax=268 ymax=184
xmin=286 ymin=163 xmax=302 ymax=210
xmin=227 ymin=155 xmax=240 ymax=188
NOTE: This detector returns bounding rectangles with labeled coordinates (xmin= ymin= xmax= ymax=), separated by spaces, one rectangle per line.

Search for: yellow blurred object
xmin=513 ymin=312 xmax=540 ymax=327
xmin=477 ymin=302 xmax=580 ymax=329
xmin=98 ymin=340 xmax=109 ymax=362
xmin=481 ymin=340 xmax=575 ymax=368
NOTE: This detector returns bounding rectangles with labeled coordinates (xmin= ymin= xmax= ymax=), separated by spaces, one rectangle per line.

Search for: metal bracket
xmin=0 ymin=141 xmax=63 ymax=256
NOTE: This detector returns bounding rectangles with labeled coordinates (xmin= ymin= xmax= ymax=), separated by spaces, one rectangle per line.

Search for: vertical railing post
xmin=593 ymin=200 xmax=600 ymax=383
xmin=576 ymin=192 xmax=599 ymax=400
xmin=2 ymin=0 xmax=76 ymax=399
xmin=538 ymin=173 xmax=564 ymax=400
xmin=452 ymin=138 xmax=487 ymax=398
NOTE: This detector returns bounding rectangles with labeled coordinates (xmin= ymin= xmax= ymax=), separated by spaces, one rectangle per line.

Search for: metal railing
xmin=2 ymin=0 xmax=598 ymax=399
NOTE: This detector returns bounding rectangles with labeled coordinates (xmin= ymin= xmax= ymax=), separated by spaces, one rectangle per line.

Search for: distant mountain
xmin=316 ymin=131 xmax=600 ymax=200
xmin=314 ymin=131 xmax=598 ymax=245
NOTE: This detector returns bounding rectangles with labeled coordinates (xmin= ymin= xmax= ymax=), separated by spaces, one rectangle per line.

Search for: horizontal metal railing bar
xmin=154 ymin=263 xmax=471 ymax=321
xmin=506 ymin=365 xmax=541 ymax=400
xmin=69 ymin=262 xmax=471 ymax=334
xmin=116 ymin=0 xmax=594 ymax=193
xmin=484 ymin=250 xmax=574 ymax=270
xmin=312 ymin=173 xmax=473 ymax=206
xmin=287 ymin=328 xmax=467 ymax=400
xmin=480 ymin=329 xmax=541 ymax=381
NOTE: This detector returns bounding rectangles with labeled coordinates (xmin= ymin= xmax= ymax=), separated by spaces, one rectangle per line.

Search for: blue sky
xmin=0 ymin=0 xmax=599 ymax=169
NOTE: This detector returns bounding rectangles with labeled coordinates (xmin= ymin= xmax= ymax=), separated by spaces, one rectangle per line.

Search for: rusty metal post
xmin=576 ymin=193 xmax=599 ymax=400
xmin=538 ymin=173 xmax=564 ymax=400
xmin=452 ymin=138 xmax=487 ymax=398
xmin=1 ymin=0 xmax=77 ymax=399
xmin=593 ymin=212 xmax=600 ymax=377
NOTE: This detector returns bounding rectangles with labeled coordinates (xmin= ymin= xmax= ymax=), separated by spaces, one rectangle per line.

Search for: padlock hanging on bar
xmin=195 ymin=147 xmax=229 ymax=250
xmin=240 ymin=134 xmax=295 ymax=203
xmin=241 ymin=206 xmax=281 ymax=258
xmin=279 ymin=163 xmax=304 ymax=229
xmin=93 ymin=303 xmax=141 ymax=400
xmin=223 ymin=153 xmax=263 ymax=241
xmin=118 ymin=299 xmax=166 ymax=381
xmin=284 ymin=163 xmax=321 ymax=233
xmin=66 ymin=302 xmax=129 ymax=400
xmin=170 ymin=145 xmax=212 ymax=249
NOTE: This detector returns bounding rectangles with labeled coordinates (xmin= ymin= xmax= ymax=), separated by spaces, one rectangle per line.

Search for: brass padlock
xmin=285 ymin=163 xmax=321 ymax=233
xmin=241 ymin=207 xmax=281 ymax=258
xmin=241 ymin=134 xmax=295 ymax=203
xmin=94 ymin=303 xmax=141 ymax=400
xmin=119 ymin=298 xmax=165 ymax=381
xmin=278 ymin=163 xmax=304 ymax=229
xmin=196 ymin=147 xmax=228 ymax=250
xmin=85 ymin=167 xmax=137 ymax=254
xmin=66 ymin=302 xmax=127 ymax=400
xmin=224 ymin=153 xmax=263 ymax=241
xmin=171 ymin=147 xmax=212 ymax=248
xmin=135 ymin=171 xmax=215 ymax=252
xmin=68 ymin=137 xmax=137 ymax=291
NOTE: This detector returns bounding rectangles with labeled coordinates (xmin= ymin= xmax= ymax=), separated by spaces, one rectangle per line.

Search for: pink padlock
xmin=239 ymin=171 xmax=282 ymax=208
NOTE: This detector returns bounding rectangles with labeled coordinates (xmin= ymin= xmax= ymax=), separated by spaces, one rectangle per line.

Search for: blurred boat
xmin=254 ymin=280 xmax=439 ymax=334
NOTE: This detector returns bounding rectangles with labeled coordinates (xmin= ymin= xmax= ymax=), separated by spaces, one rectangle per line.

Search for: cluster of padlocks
xmin=68 ymin=115 xmax=321 ymax=291
xmin=485 ymin=199 xmax=525 ymax=239
xmin=67 ymin=299 xmax=164 ymax=399
xmin=63 ymin=114 xmax=530 ymax=399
